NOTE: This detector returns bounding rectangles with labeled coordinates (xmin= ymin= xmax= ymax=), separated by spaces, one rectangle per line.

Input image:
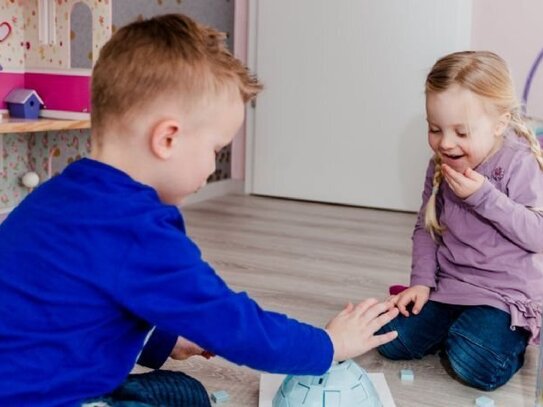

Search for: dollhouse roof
xmin=4 ymin=88 xmax=44 ymax=105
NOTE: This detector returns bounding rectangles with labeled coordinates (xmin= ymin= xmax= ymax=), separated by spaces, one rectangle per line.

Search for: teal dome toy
xmin=272 ymin=359 xmax=382 ymax=407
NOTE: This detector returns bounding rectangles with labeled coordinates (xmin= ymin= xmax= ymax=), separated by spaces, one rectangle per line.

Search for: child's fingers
xmin=464 ymin=167 xmax=482 ymax=181
xmin=442 ymin=163 xmax=460 ymax=176
xmin=339 ymin=302 xmax=354 ymax=316
xmin=368 ymin=307 xmax=399 ymax=333
xmin=356 ymin=299 xmax=397 ymax=323
xmin=396 ymin=295 xmax=412 ymax=317
xmin=412 ymin=295 xmax=427 ymax=315
xmin=353 ymin=298 xmax=380 ymax=315
xmin=201 ymin=350 xmax=215 ymax=359
xmin=387 ymin=295 xmax=399 ymax=305
xmin=464 ymin=168 xmax=485 ymax=187
xmin=369 ymin=330 xmax=398 ymax=349
xmin=443 ymin=164 xmax=464 ymax=184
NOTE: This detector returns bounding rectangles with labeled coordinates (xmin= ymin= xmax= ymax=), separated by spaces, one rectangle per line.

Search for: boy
xmin=0 ymin=14 xmax=398 ymax=406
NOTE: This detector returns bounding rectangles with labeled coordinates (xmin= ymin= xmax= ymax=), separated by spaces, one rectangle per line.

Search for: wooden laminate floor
xmin=135 ymin=194 xmax=539 ymax=407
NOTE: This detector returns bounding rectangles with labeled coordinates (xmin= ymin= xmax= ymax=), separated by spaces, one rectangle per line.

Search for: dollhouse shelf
xmin=0 ymin=117 xmax=90 ymax=134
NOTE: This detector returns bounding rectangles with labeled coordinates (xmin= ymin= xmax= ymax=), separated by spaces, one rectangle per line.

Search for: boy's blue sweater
xmin=0 ymin=159 xmax=333 ymax=406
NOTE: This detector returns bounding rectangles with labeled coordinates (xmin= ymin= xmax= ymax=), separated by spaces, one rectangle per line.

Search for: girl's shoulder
xmin=502 ymin=130 xmax=532 ymax=154
xmin=491 ymin=131 xmax=535 ymax=171
xmin=481 ymin=131 xmax=541 ymax=190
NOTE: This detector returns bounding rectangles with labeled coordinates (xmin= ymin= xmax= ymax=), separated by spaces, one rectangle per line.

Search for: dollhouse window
xmin=38 ymin=0 xmax=56 ymax=45
xmin=70 ymin=2 xmax=93 ymax=69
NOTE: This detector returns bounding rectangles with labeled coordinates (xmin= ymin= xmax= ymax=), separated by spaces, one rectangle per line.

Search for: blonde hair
xmin=424 ymin=51 xmax=543 ymax=238
xmin=91 ymin=13 xmax=262 ymax=138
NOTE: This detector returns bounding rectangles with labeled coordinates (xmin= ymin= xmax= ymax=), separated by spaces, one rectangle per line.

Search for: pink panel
xmin=0 ymin=72 xmax=25 ymax=109
xmin=24 ymin=73 xmax=91 ymax=112
xmin=231 ymin=0 xmax=249 ymax=180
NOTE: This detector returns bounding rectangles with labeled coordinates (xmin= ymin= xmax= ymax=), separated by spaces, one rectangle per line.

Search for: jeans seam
xmin=447 ymin=330 xmax=522 ymax=389
xmin=448 ymin=327 xmax=507 ymax=365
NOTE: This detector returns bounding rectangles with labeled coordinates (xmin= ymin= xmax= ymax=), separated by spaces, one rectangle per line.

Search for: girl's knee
xmin=377 ymin=324 xmax=416 ymax=361
xmin=377 ymin=340 xmax=409 ymax=360
xmin=446 ymin=333 xmax=522 ymax=391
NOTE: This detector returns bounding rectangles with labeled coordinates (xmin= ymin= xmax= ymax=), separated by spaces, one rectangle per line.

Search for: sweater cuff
xmin=137 ymin=328 xmax=178 ymax=369
xmin=315 ymin=328 xmax=334 ymax=374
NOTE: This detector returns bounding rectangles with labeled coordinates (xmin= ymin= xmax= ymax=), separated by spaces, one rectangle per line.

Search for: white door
xmin=247 ymin=0 xmax=472 ymax=211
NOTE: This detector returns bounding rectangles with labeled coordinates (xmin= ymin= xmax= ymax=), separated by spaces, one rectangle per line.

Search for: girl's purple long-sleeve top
xmin=411 ymin=131 xmax=543 ymax=344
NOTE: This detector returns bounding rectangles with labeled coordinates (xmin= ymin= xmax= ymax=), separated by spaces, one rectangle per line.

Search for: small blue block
xmin=400 ymin=369 xmax=414 ymax=382
xmin=475 ymin=396 xmax=495 ymax=407
xmin=211 ymin=390 xmax=229 ymax=404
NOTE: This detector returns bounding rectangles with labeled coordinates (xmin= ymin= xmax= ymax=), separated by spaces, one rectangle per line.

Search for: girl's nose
xmin=439 ymin=132 xmax=455 ymax=150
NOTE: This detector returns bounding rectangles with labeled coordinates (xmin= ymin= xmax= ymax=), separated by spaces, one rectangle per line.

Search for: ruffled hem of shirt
xmin=502 ymin=295 xmax=541 ymax=345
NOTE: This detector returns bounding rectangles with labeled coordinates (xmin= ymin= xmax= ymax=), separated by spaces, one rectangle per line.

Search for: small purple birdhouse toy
xmin=4 ymin=88 xmax=44 ymax=119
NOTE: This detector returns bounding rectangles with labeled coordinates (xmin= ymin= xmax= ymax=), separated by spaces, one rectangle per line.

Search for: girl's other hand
xmin=442 ymin=164 xmax=485 ymax=198
xmin=389 ymin=285 xmax=430 ymax=317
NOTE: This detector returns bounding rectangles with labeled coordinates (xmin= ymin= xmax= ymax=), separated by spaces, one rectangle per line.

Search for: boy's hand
xmin=170 ymin=337 xmax=215 ymax=361
xmin=389 ymin=285 xmax=430 ymax=317
xmin=442 ymin=164 xmax=485 ymax=198
xmin=325 ymin=299 xmax=399 ymax=361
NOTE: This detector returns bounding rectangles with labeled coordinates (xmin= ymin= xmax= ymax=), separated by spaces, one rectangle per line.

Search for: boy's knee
xmin=446 ymin=332 xmax=520 ymax=391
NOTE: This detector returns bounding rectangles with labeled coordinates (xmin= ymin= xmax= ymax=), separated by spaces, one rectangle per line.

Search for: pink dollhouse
xmin=0 ymin=0 xmax=112 ymax=119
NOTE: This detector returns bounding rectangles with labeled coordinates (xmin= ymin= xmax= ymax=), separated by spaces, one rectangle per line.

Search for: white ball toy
xmin=273 ymin=359 xmax=382 ymax=407
xmin=21 ymin=171 xmax=40 ymax=188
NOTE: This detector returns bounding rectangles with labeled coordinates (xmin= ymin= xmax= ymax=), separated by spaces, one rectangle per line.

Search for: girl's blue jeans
xmin=377 ymin=300 xmax=529 ymax=391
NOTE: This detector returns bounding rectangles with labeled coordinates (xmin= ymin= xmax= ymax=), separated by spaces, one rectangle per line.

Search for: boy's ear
xmin=150 ymin=119 xmax=181 ymax=160
xmin=495 ymin=112 xmax=511 ymax=137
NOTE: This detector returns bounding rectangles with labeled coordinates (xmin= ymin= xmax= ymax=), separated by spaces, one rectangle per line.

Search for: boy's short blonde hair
xmin=91 ymin=13 xmax=262 ymax=135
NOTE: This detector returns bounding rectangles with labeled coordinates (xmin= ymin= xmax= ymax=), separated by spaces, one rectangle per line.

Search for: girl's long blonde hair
xmin=424 ymin=51 xmax=543 ymax=239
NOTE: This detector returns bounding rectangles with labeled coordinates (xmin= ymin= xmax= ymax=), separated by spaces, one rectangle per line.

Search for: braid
xmin=424 ymin=154 xmax=445 ymax=240
xmin=510 ymin=111 xmax=543 ymax=171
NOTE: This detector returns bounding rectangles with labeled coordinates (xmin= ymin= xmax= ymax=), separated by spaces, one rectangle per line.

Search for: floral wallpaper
xmin=1 ymin=133 xmax=29 ymax=207
xmin=0 ymin=0 xmax=25 ymax=69
xmin=0 ymin=129 xmax=90 ymax=210
xmin=0 ymin=0 xmax=235 ymax=212
xmin=28 ymin=128 xmax=91 ymax=180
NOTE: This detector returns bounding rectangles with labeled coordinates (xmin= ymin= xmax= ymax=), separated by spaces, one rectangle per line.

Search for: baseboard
xmin=40 ymin=110 xmax=90 ymax=121
xmin=0 ymin=205 xmax=15 ymax=223
xmin=182 ymin=179 xmax=244 ymax=206
xmin=0 ymin=206 xmax=15 ymax=215
xmin=0 ymin=180 xmax=243 ymax=222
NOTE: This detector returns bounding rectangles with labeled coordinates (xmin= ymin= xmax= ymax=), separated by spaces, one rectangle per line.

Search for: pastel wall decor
xmin=70 ymin=3 xmax=93 ymax=69
xmin=0 ymin=21 xmax=11 ymax=42
xmin=0 ymin=0 xmax=112 ymax=116
xmin=522 ymin=47 xmax=543 ymax=119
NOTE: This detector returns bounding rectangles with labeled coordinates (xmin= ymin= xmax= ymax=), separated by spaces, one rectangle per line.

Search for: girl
xmin=378 ymin=51 xmax=543 ymax=391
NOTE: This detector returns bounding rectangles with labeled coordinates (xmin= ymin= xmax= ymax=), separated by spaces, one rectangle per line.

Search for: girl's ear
xmin=495 ymin=112 xmax=511 ymax=137
xmin=150 ymin=119 xmax=181 ymax=160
